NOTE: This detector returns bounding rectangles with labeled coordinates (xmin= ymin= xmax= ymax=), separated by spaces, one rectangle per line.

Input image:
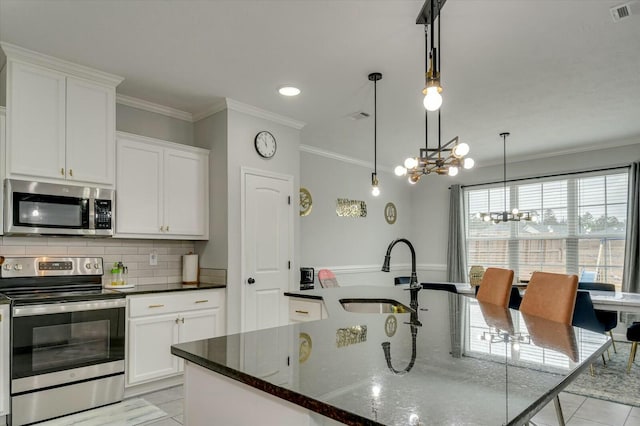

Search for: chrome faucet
xmin=382 ymin=238 xmax=419 ymax=289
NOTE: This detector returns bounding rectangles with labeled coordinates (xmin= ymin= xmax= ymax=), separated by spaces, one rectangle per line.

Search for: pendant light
xmin=369 ymin=72 xmax=382 ymax=197
xmin=422 ymin=0 xmax=442 ymax=111
xmin=479 ymin=132 xmax=537 ymax=223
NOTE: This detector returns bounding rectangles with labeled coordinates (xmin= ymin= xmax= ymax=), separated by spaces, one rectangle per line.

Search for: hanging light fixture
xmin=394 ymin=1 xmax=473 ymax=183
xmin=478 ymin=132 xmax=537 ymax=224
xmin=422 ymin=0 xmax=442 ymax=111
xmin=369 ymin=72 xmax=382 ymax=197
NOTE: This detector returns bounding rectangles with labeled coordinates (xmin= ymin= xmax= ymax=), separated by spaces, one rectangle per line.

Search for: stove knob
xmin=94 ymin=263 xmax=100 ymax=270
xmin=86 ymin=263 xmax=92 ymax=269
xmin=4 ymin=264 xmax=12 ymax=270
xmin=14 ymin=264 xmax=22 ymax=271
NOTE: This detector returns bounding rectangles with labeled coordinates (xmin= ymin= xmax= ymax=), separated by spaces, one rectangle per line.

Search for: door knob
xmin=247 ymin=277 xmax=255 ymax=284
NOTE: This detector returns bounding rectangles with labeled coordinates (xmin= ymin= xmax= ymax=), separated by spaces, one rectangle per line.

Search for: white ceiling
xmin=1 ymin=0 xmax=639 ymax=168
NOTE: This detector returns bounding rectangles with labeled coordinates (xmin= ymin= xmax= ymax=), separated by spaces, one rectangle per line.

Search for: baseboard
xmin=124 ymin=375 xmax=184 ymax=399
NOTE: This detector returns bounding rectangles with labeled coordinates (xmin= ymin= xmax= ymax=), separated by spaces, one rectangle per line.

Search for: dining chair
xmin=317 ymin=269 xmax=340 ymax=288
xmin=571 ymin=290 xmax=609 ymax=373
xmin=578 ymin=281 xmax=618 ymax=353
xmin=519 ymin=271 xmax=579 ymax=324
xmin=476 ymin=267 xmax=514 ymax=307
xmin=627 ymin=322 xmax=640 ymax=373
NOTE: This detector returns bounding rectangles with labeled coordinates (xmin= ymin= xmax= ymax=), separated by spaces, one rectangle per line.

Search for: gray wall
xmin=116 ymin=103 xmax=194 ymax=146
xmin=299 ymin=151 xmax=415 ymax=286
xmin=410 ymin=141 xmax=640 ymax=281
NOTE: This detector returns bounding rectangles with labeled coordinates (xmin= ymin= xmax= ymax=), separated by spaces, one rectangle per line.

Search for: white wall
xmin=410 ymin=141 xmax=640 ymax=281
xmin=299 ymin=151 xmax=417 ymax=286
xmin=116 ymin=103 xmax=194 ymax=146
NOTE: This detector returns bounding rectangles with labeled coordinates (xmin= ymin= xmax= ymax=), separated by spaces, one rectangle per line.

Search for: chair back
xmin=571 ymin=291 xmax=605 ymax=333
xmin=476 ymin=267 xmax=514 ymax=307
xmin=318 ymin=269 xmax=340 ymax=288
xmin=578 ymin=282 xmax=615 ymax=292
xmin=520 ymin=271 xmax=578 ymax=324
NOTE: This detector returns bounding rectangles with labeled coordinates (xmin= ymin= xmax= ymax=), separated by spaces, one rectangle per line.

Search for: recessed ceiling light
xmin=278 ymin=86 xmax=301 ymax=96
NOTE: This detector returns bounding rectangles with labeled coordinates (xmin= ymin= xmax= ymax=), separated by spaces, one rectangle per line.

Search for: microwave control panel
xmin=95 ymin=200 xmax=112 ymax=229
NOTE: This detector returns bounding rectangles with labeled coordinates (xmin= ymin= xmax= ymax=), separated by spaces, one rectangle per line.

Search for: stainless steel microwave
xmin=4 ymin=179 xmax=114 ymax=236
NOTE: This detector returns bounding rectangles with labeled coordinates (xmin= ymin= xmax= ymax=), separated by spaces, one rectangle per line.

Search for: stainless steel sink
xmin=339 ymin=298 xmax=414 ymax=314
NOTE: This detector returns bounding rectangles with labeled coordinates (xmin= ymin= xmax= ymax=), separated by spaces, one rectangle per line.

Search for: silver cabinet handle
xmin=175 ymin=318 xmax=179 ymax=324
xmin=61 ymin=168 xmax=65 ymax=176
xmin=69 ymin=169 xmax=73 ymax=177
xmin=295 ymin=310 xmax=309 ymax=315
xmin=195 ymin=300 xmax=208 ymax=304
xmin=181 ymin=318 xmax=185 ymax=324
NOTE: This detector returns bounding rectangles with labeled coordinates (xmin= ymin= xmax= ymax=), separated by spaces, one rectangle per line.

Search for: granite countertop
xmin=110 ymin=282 xmax=225 ymax=296
xmin=172 ymin=286 xmax=610 ymax=425
xmin=0 ymin=294 xmax=10 ymax=304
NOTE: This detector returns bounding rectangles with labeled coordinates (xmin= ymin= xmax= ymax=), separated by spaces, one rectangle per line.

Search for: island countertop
xmin=172 ymin=286 xmax=610 ymax=425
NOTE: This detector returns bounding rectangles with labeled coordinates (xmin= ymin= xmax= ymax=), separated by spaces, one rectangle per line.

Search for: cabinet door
xmin=0 ymin=305 xmax=9 ymax=416
xmin=0 ymin=111 xmax=5 ymax=235
xmin=164 ymin=148 xmax=208 ymax=237
xmin=116 ymin=138 xmax=164 ymax=235
xmin=66 ymin=77 xmax=115 ymax=185
xmin=7 ymin=61 xmax=66 ymax=179
xmin=127 ymin=314 xmax=180 ymax=386
xmin=179 ymin=308 xmax=223 ymax=344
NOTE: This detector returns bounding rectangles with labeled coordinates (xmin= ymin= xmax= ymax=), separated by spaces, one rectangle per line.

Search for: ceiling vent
xmin=347 ymin=111 xmax=370 ymax=120
xmin=611 ymin=1 xmax=639 ymax=22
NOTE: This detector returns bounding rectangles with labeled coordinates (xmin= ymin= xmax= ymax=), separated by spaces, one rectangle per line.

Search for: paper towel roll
xmin=182 ymin=253 xmax=199 ymax=284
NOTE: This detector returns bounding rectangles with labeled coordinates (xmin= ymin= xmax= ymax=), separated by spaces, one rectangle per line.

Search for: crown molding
xmin=192 ymin=99 xmax=227 ymax=122
xmin=116 ymin=94 xmax=193 ymax=122
xmin=225 ymin=98 xmax=306 ymax=130
xmin=0 ymin=42 xmax=123 ymax=87
xmin=300 ymin=144 xmax=394 ymax=173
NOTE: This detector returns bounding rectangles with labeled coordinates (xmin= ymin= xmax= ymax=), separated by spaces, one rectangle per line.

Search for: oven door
xmin=11 ymin=299 xmax=125 ymax=393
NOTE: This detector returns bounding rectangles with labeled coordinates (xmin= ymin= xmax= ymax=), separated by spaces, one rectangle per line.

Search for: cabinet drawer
xmin=289 ymin=298 xmax=322 ymax=322
xmin=128 ymin=290 xmax=222 ymax=318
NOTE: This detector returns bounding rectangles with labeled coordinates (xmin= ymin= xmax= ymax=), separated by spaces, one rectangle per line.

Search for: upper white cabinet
xmin=0 ymin=42 xmax=122 ymax=186
xmin=116 ymin=132 xmax=209 ymax=240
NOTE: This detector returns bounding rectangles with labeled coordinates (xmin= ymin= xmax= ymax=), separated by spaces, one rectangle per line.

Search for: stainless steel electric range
xmin=0 ymin=256 xmax=126 ymax=426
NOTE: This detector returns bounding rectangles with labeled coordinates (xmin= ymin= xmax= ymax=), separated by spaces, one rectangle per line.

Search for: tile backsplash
xmin=0 ymin=236 xmax=195 ymax=287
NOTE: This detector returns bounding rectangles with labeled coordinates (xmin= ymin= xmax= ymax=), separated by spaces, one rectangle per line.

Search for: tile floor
xmin=138 ymin=386 xmax=640 ymax=426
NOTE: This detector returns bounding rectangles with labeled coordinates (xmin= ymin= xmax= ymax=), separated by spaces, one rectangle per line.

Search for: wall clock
xmin=254 ymin=131 xmax=277 ymax=158
xmin=299 ymin=332 xmax=312 ymax=363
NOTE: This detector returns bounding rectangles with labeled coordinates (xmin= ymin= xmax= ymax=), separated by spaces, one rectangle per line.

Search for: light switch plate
xmin=149 ymin=250 xmax=158 ymax=266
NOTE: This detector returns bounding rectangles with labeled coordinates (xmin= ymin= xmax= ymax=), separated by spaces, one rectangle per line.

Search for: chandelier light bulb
xmin=448 ymin=166 xmax=459 ymax=177
xmin=409 ymin=174 xmax=420 ymax=184
xmin=463 ymin=158 xmax=475 ymax=169
xmin=453 ymin=142 xmax=470 ymax=158
xmin=394 ymin=165 xmax=407 ymax=176
xmin=372 ymin=185 xmax=380 ymax=197
xmin=512 ymin=208 xmax=519 ymax=215
xmin=531 ymin=214 xmax=538 ymax=223
xmin=423 ymin=87 xmax=442 ymax=111
xmin=404 ymin=157 xmax=418 ymax=169
xmin=483 ymin=215 xmax=491 ymax=222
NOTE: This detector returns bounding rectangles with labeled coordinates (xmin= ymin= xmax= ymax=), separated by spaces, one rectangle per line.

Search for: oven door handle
xmin=13 ymin=298 xmax=126 ymax=317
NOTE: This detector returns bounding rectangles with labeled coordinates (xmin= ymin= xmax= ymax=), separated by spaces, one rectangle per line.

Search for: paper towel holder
xmin=182 ymin=252 xmax=199 ymax=285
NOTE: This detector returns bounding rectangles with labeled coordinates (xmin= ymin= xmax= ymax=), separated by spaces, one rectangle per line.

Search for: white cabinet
xmin=288 ymin=297 xmax=327 ymax=323
xmin=1 ymin=42 xmax=121 ymax=185
xmin=0 ymin=108 xmax=5 ymax=236
xmin=1 ymin=304 xmax=9 ymax=417
xmin=116 ymin=132 xmax=209 ymax=240
xmin=126 ymin=290 xmax=225 ymax=386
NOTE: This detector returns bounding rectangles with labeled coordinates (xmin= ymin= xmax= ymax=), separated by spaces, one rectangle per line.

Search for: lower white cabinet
xmin=1 ymin=304 xmax=9 ymax=417
xmin=288 ymin=297 xmax=327 ymax=323
xmin=126 ymin=290 xmax=225 ymax=387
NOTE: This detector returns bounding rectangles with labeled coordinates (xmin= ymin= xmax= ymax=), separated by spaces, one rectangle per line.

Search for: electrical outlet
xmin=149 ymin=250 xmax=158 ymax=266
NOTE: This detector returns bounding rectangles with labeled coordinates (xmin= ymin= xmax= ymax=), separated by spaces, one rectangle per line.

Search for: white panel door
xmin=164 ymin=148 xmax=208 ymax=236
xmin=241 ymin=327 xmax=292 ymax=386
xmin=116 ymin=138 xmax=163 ymax=235
xmin=66 ymin=77 xmax=115 ymax=185
xmin=127 ymin=314 xmax=180 ymax=386
xmin=8 ymin=61 xmax=66 ymax=179
xmin=243 ymin=171 xmax=293 ymax=332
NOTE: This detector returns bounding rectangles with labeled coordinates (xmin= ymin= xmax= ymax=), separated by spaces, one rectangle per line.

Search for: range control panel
xmin=0 ymin=257 xmax=104 ymax=278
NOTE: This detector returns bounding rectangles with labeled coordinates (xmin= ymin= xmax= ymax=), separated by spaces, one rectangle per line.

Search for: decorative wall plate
xmin=385 ymin=315 xmax=398 ymax=337
xmin=385 ymin=202 xmax=397 ymax=224
xmin=300 ymin=187 xmax=312 ymax=216
xmin=299 ymin=332 xmax=312 ymax=363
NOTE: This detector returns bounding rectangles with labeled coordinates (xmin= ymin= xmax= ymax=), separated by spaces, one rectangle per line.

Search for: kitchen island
xmin=172 ymin=286 xmax=610 ymax=425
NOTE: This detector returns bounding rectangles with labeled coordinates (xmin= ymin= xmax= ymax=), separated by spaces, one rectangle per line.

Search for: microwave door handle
xmin=89 ymin=195 xmax=95 ymax=230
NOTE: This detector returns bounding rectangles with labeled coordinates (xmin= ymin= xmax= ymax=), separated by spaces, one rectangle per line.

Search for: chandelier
xmin=478 ymin=132 xmax=537 ymax=223
xmin=394 ymin=0 xmax=474 ymax=183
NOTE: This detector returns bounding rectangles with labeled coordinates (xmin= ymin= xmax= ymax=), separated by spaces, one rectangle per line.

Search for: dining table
xmin=172 ymin=286 xmax=611 ymax=426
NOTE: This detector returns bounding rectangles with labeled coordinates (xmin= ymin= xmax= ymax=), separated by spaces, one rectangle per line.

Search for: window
xmin=464 ymin=169 xmax=629 ymax=289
